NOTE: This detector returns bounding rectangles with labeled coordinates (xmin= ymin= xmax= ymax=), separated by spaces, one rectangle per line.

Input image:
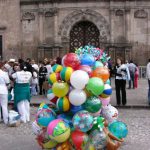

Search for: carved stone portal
xmin=58 ymin=9 xmax=110 ymax=44
xmin=134 ymin=9 xmax=148 ymax=18
xmin=22 ymin=12 xmax=35 ymax=21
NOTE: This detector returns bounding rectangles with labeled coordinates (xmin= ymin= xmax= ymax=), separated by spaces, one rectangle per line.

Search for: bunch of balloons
xmin=32 ymin=46 xmax=128 ymax=150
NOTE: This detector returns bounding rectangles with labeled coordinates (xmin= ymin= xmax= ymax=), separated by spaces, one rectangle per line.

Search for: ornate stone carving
xmin=22 ymin=12 xmax=35 ymax=21
xmin=45 ymin=8 xmax=58 ymax=17
xmin=134 ymin=9 xmax=148 ymax=18
xmin=115 ymin=9 xmax=124 ymax=16
xmin=58 ymin=9 xmax=110 ymax=43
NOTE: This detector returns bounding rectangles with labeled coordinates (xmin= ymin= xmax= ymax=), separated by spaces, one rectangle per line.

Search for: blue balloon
xmin=70 ymin=105 xmax=83 ymax=115
xmin=81 ymin=54 xmax=95 ymax=66
xmin=108 ymin=121 xmax=128 ymax=139
xmin=37 ymin=109 xmax=56 ymax=127
xmin=57 ymin=113 xmax=73 ymax=128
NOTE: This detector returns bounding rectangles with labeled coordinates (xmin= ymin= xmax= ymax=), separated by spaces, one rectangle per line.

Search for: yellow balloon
xmin=52 ymin=82 xmax=69 ymax=97
xmin=49 ymin=128 xmax=71 ymax=143
xmin=42 ymin=139 xmax=57 ymax=149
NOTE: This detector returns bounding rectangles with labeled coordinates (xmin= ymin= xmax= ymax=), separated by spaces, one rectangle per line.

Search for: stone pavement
xmin=0 ymin=108 xmax=149 ymax=150
xmin=29 ymin=78 xmax=149 ymax=108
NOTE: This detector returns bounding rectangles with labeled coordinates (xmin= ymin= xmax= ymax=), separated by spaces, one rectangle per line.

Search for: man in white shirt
xmin=0 ymin=64 xmax=10 ymax=124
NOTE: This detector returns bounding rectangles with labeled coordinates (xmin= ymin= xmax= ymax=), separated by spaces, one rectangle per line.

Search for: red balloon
xmin=70 ymin=130 xmax=89 ymax=150
xmin=63 ymin=53 xmax=80 ymax=69
xmin=76 ymin=65 xmax=92 ymax=76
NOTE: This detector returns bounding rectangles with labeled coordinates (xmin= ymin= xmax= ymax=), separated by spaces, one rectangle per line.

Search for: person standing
xmin=113 ymin=58 xmax=130 ymax=106
xmin=128 ymin=60 xmax=136 ymax=89
xmin=31 ymin=68 xmax=38 ymax=96
xmin=39 ymin=62 xmax=47 ymax=95
xmin=0 ymin=62 xmax=10 ymax=124
xmin=12 ymin=64 xmax=32 ymax=123
xmin=134 ymin=64 xmax=139 ymax=88
xmin=146 ymin=59 xmax=150 ymax=105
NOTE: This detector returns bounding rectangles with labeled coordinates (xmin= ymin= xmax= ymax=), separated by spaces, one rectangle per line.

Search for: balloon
xmin=36 ymin=108 xmax=56 ymax=127
xmin=57 ymin=114 xmax=73 ymax=129
xmin=63 ymin=53 xmax=80 ymax=69
xmin=86 ymin=77 xmax=104 ymax=96
xmin=100 ymin=97 xmax=110 ymax=106
xmin=76 ymin=65 xmax=92 ymax=76
xmin=52 ymin=81 xmax=69 ymax=97
xmin=32 ymin=121 xmax=42 ymax=136
xmin=83 ymin=96 xmax=102 ymax=113
xmin=60 ymin=67 xmax=73 ymax=82
xmin=72 ymin=110 xmax=94 ymax=132
xmin=100 ymin=84 xmax=112 ymax=98
xmin=80 ymin=54 xmax=95 ymax=66
xmin=92 ymin=61 xmax=104 ymax=70
xmin=108 ymin=121 xmax=128 ymax=139
xmin=47 ymin=89 xmax=58 ymax=105
xmin=70 ymin=70 xmax=89 ymax=89
xmin=91 ymin=109 xmax=102 ymax=117
xmin=52 ymin=64 xmax=63 ymax=73
xmin=57 ymin=96 xmax=70 ymax=112
xmin=70 ymin=130 xmax=89 ymax=150
xmin=101 ymin=105 xmax=118 ymax=123
xmin=47 ymin=119 xmax=71 ymax=143
xmin=48 ymin=72 xmax=61 ymax=85
xmin=105 ymin=79 xmax=111 ymax=85
xmin=69 ymin=89 xmax=87 ymax=106
xmin=56 ymin=141 xmax=72 ymax=150
xmin=89 ymin=130 xmax=107 ymax=149
xmin=91 ymin=67 xmax=110 ymax=82
xmin=91 ymin=117 xmax=105 ymax=132
xmin=36 ymin=128 xmax=57 ymax=149
xmin=70 ymin=105 xmax=83 ymax=115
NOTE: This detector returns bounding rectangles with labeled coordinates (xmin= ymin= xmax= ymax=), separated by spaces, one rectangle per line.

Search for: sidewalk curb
xmin=8 ymin=102 xmax=150 ymax=109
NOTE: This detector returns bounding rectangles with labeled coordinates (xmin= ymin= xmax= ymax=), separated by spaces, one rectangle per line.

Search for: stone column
xmin=38 ymin=7 xmax=45 ymax=43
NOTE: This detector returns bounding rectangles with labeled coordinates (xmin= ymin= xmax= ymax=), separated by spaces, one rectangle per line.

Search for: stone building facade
xmin=0 ymin=0 xmax=150 ymax=65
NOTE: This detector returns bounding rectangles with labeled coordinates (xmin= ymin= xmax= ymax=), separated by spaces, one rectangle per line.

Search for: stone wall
xmin=1 ymin=0 xmax=150 ymax=64
xmin=0 ymin=0 xmax=21 ymax=60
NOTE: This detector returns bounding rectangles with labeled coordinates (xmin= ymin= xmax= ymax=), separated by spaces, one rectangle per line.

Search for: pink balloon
xmin=99 ymin=96 xmax=110 ymax=106
xmin=76 ymin=65 xmax=92 ymax=76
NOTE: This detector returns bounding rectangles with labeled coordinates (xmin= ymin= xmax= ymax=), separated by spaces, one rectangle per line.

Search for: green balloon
xmin=83 ymin=96 xmax=102 ymax=113
xmin=93 ymin=61 xmax=104 ymax=70
xmin=86 ymin=77 xmax=104 ymax=96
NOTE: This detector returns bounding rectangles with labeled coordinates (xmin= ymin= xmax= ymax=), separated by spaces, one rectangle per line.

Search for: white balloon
xmin=69 ymin=89 xmax=87 ymax=106
xmin=70 ymin=70 xmax=89 ymax=89
xmin=101 ymin=104 xmax=118 ymax=123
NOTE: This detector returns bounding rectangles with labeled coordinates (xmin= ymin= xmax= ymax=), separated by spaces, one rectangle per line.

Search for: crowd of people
xmin=0 ymin=56 xmax=144 ymax=125
xmin=0 ymin=57 xmax=61 ymax=125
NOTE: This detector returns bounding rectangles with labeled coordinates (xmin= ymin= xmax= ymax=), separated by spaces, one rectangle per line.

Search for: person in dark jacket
xmin=39 ymin=62 xmax=47 ymax=95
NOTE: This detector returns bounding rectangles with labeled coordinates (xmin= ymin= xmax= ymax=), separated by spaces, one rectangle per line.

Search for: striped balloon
xmin=57 ymin=96 xmax=70 ymax=112
xmin=100 ymin=84 xmax=112 ymax=98
xmin=52 ymin=64 xmax=63 ymax=73
xmin=60 ymin=67 xmax=73 ymax=82
xmin=48 ymin=73 xmax=60 ymax=85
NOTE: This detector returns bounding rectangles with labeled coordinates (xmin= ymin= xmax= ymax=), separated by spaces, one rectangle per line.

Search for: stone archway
xmin=58 ymin=9 xmax=110 ymax=50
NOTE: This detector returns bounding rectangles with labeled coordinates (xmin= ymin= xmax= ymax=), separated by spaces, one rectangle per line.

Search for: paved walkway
xmin=0 ymin=108 xmax=149 ymax=150
xmin=29 ymin=78 xmax=149 ymax=107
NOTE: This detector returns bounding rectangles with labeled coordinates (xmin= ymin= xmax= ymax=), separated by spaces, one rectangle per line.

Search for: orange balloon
xmin=56 ymin=141 xmax=72 ymax=150
xmin=92 ymin=67 xmax=110 ymax=82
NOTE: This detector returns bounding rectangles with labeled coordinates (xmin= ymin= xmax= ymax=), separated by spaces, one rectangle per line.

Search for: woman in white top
xmin=0 ymin=62 xmax=10 ymax=124
xmin=12 ymin=64 xmax=32 ymax=123
xmin=113 ymin=58 xmax=130 ymax=106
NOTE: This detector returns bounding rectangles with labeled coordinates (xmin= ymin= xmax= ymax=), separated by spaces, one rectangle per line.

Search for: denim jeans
xmin=148 ymin=80 xmax=150 ymax=104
